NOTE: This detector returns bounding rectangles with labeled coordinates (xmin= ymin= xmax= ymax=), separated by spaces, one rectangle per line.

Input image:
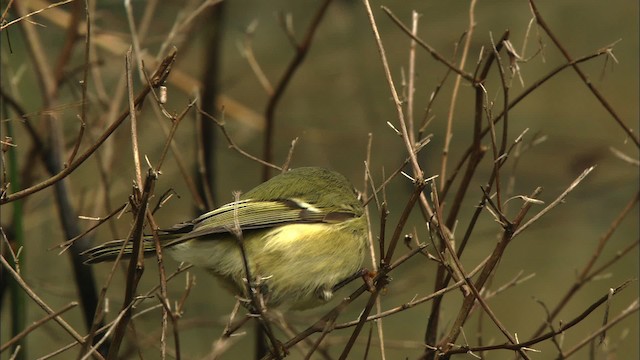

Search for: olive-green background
xmin=1 ymin=1 xmax=638 ymax=359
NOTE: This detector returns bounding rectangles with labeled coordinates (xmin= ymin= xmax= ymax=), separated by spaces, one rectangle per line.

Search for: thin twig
xmin=406 ymin=11 xmax=419 ymax=146
xmin=54 ymin=202 xmax=128 ymax=254
xmin=0 ymin=49 xmax=177 ymax=204
xmin=42 ymin=264 xmax=192 ymax=359
xmin=198 ymin=107 xmax=281 ymax=171
xmin=382 ymin=6 xmax=475 ymax=82
xmin=561 ymin=298 xmax=639 ymax=358
xmin=528 ymin=0 xmax=639 ymax=147
xmin=0 ymin=302 xmax=78 ymax=353
xmin=64 ymin=0 xmax=89 ymax=166
xmin=228 ymin=192 xmax=282 ymax=359
xmin=0 ymin=0 xmax=15 ymax=24
xmin=0 ymin=255 xmax=95 ymax=357
xmin=1 ymin=0 xmax=75 ymax=30
xmin=441 ymin=47 xmax=611 ymax=200
xmin=125 ymin=49 xmax=143 ymax=190
xmin=262 ymin=228 xmax=434 ymax=359
xmin=146 ymin=210 xmax=170 ymax=360
xmin=262 ymin=0 xmax=332 ymax=180
xmin=433 ymin=186 xmax=542 ymax=356
xmin=529 ymin=192 xmax=640 ymax=338
xmin=364 ymin=1 xmax=422 ymax=178
xmin=513 ymin=166 xmax=595 ymax=238
xmin=440 ymin=0 xmax=476 ymax=190
xmin=124 ymin=0 xmax=144 ymax=82
xmin=443 ymin=281 xmax=634 ymax=356
xmin=106 ymin=170 xmax=157 ymax=359
xmin=242 ymin=20 xmax=274 ymax=95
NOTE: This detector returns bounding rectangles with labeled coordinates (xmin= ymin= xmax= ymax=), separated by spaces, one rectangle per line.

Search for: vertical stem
xmin=528 ymin=0 xmax=639 ymax=147
xmin=440 ymin=0 xmax=477 ymax=190
xmin=126 ymin=50 xmax=143 ymax=191
xmin=262 ymin=0 xmax=333 ymax=181
xmin=4 ymin=113 xmax=26 ymax=360
xmin=406 ymin=11 xmax=418 ymax=146
xmin=198 ymin=1 xmax=226 ymax=209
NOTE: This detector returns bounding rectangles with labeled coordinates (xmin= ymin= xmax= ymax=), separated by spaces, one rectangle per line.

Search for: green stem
xmin=4 ymin=116 xmax=26 ymax=360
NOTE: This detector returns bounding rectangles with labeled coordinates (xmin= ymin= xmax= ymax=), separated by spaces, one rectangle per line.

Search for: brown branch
xmin=0 ymin=255 xmax=98 ymax=358
xmin=194 ymin=96 xmax=216 ymax=210
xmin=429 ymin=182 xmax=530 ymax=359
xmin=242 ymin=21 xmax=274 ymax=95
xmin=125 ymin=49 xmax=143 ymax=190
xmin=146 ymin=210 xmax=171 ymax=359
xmin=262 ymin=233 xmax=431 ymax=360
xmin=0 ymin=89 xmax=46 ymax=161
xmin=430 ymin=186 xmax=542 ymax=357
xmin=486 ymin=34 xmax=511 ymax=212
xmin=338 ymin=280 xmax=384 ymax=360
xmin=140 ymin=63 xmax=197 ymax=173
xmin=513 ymin=167 xmax=594 ymax=238
xmin=0 ymin=302 xmax=78 ymax=353
xmin=528 ymin=0 xmax=639 ymax=148
xmin=48 ymin=264 xmax=192 ymax=359
xmin=382 ymin=6 xmax=475 ymax=83
xmin=529 ymin=191 xmax=640 ymax=338
xmin=262 ymin=0 xmax=332 ymax=181
xmin=64 ymin=0 xmax=89 ymax=166
xmin=443 ymin=281 xmax=634 ymax=356
xmin=0 ymin=0 xmax=75 ymax=31
xmin=13 ymin=0 xmax=106 ymax=344
xmin=440 ymin=0 xmax=477 ymax=190
xmin=561 ymin=297 xmax=639 ymax=358
xmin=54 ymin=202 xmax=128 ymax=254
xmin=383 ymin=178 xmax=427 ymax=265
xmin=0 ymin=0 xmax=15 ymax=24
xmin=139 ymin=63 xmax=203 ymax=214
xmin=106 ymin=170 xmax=157 ymax=359
xmin=199 ymin=108 xmax=281 ymax=171
xmin=441 ymin=47 xmax=612 ymax=200
xmin=444 ymin=30 xmax=509 ymax=225
xmin=423 ymin=32 xmax=510 ymax=357
xmin=0 ymin=49 xmax=177 ymax=204
xmin=337 ymin=232 xmax=431 ymax=359
xmin=227 ymin=192 xmax=282 ymax=359
xmin=157 ymin=294 xmax=181 ymax=360
xmin=53 ymin=0 xmax=81 ymax=84
xmin=405 ymin=11 xmax=419 ymax=146
xmin=364 ymin=1 xmax=423 ymax=180
xmin=335 ymin=271 xmax=472 ymax=329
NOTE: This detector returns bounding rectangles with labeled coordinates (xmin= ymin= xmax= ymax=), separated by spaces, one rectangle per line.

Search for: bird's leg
xmin=361 ymin=269 xmax=377 ymax=293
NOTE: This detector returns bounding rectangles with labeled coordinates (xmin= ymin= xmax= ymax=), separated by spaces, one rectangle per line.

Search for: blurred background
xmin=1 ymin=0 xmax=638 ymax=359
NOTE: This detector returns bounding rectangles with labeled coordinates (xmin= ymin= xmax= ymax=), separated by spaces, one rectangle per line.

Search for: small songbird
xmin=83 ymin=167 xmax=368 ymax=310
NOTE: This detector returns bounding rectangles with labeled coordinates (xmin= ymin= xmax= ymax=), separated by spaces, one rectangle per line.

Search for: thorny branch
xmin=0 ymin=50 xmax=177 ymax=204
xmin=2 ymin=2 xmax=636 ymax=360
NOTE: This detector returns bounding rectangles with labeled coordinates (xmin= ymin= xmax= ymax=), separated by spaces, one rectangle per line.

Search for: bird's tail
xmin=82 ymin=234 xmax=176 ymax=264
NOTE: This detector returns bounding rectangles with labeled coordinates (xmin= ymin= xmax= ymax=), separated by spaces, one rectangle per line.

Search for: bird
xmin=82 ymin=167 xmax=368 ymax=310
